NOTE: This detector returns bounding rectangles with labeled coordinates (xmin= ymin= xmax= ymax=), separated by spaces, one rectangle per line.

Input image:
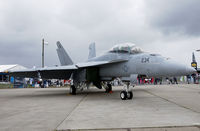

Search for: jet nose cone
xmin=186 ymin=66 xmax=196 ymax=74
xmin=164 ymin=60 xmax=196 ymax=76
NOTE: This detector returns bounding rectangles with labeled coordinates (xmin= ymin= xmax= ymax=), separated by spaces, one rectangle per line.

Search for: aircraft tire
xmin=120 ymin=91 xmax=127 ymax=100
xmin=70 ymin=85 xmax=76 ymax=95
xmin=41 ymin=84 xmax=44 ymax=88
xmin=106 ymin=84 xmax=112 ymax=93
xmin=127 ymin=91 xmax=133 ymax=99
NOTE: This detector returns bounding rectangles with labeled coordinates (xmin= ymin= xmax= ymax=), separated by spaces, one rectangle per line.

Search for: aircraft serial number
xmin=141 ymin=57 xmax=150 ymax=63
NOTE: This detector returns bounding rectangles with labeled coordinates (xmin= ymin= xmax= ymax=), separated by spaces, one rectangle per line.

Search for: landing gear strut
xmin=105 ymin=83 xmax=112 ymax=93
xmin=120 ymin=83 xmax=133 ymax=100
xmin=70 ymin=85 xmax=76 ymax=95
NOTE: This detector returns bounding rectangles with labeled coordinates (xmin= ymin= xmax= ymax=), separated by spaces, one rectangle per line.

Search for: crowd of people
xmin=21 ymin=73 xmax=200 ymax=88
xmin=136 ymin=74 xmax=200 ymax=85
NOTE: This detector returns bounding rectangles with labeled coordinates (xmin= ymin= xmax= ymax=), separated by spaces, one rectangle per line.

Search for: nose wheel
xmin=120 ymin=82 xmax=133 ymax=100
xmin=120 ymin=91 xmax=133 ymax=100
xmin=120 ymin=91 xmax=127 ymax=100
xmin=127 ymin=91 xmax=133 ymax=99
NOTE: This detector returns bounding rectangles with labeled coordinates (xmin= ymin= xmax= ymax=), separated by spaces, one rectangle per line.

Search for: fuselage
xmin=89 ymin=52 xmax=195 ymax=79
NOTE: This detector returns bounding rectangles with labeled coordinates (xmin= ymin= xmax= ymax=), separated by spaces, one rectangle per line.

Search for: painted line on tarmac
xmin=54 ymin=125 xmax=200 ymax=131
xmin=55 ymin=93 xmax=89 ymax=130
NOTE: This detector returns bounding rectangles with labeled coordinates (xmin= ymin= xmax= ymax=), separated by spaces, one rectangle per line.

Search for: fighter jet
xmin=10 ymin=42 xmax=196 ymax=100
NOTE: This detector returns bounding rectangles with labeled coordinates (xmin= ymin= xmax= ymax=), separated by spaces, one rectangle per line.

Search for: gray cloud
xmin=145 ymin=0 xmax=200 ymax=36
xmin=0 ymin=0 xmax=199 ymax=67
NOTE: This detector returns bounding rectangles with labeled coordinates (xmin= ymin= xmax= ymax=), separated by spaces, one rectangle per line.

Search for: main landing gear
xmin=120 ymin=84 xmax=133 ymax=100
xmin=69 ymin=81 xmax=133 ymax=100
xmin=70 ymin=85 xmax=76 ymax=95
xmin=105 ymin=83 xmax=112 ymax=93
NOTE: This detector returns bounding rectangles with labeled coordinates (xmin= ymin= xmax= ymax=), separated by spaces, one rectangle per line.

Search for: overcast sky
xmin=0 ymin=0 xmax=200 ymax=68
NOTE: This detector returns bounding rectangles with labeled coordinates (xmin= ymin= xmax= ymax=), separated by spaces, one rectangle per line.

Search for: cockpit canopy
xmin=109 ymin=43 xmax=143 ymax=54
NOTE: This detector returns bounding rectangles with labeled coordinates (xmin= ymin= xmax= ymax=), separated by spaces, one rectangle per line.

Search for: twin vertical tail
xmin=56 ymin=41 xmax=96 ymax=66
xmin=88 ymin=42 xmax=96 ymax=60
xmin=56 ymin=41 xmax=73 ymax=66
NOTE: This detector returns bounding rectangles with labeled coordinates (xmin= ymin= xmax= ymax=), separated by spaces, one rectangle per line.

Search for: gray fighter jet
xmin=10 ymin=42 xmax=196 ymax=100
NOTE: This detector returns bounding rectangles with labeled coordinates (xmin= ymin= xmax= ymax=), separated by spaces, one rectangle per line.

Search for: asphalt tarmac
xmin=0 ymin=84 xmax=200 ymax=131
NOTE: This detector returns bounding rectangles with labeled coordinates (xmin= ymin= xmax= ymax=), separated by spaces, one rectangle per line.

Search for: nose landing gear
xmin=120 ymin=83 xmax=133 ymax=100
xmin=120 ymin=91 xmax=133 ymax=100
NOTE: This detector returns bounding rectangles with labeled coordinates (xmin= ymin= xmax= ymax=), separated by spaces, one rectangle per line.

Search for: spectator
xmin=173 ymin=77 xmax=178 ymax=84
xmin=187 ymin=75 xmax=191 ymax=84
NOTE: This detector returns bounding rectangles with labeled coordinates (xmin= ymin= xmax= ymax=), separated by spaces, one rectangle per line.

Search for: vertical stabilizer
xmin=88 ymin=42 xmax=96 ymax=59
xmin=56 ymin=41 xmax=73 ymax=66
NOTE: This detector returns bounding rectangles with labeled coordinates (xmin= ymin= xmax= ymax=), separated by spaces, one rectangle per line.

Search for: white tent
xmin=0 ymin=64 xmax=27 ymax=82
xmin=0 ymin=64 xmax=26 ymax=73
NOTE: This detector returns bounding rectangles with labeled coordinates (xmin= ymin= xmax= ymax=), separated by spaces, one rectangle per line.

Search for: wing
xmin=10 ymin=59 xmax=127 ymax=79
xmin=10 ymin=65 xmax=77 ymax=79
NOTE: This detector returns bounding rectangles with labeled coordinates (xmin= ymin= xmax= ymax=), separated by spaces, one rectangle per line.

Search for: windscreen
xmin=109 ymin=43 xmax=143 ymax=54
